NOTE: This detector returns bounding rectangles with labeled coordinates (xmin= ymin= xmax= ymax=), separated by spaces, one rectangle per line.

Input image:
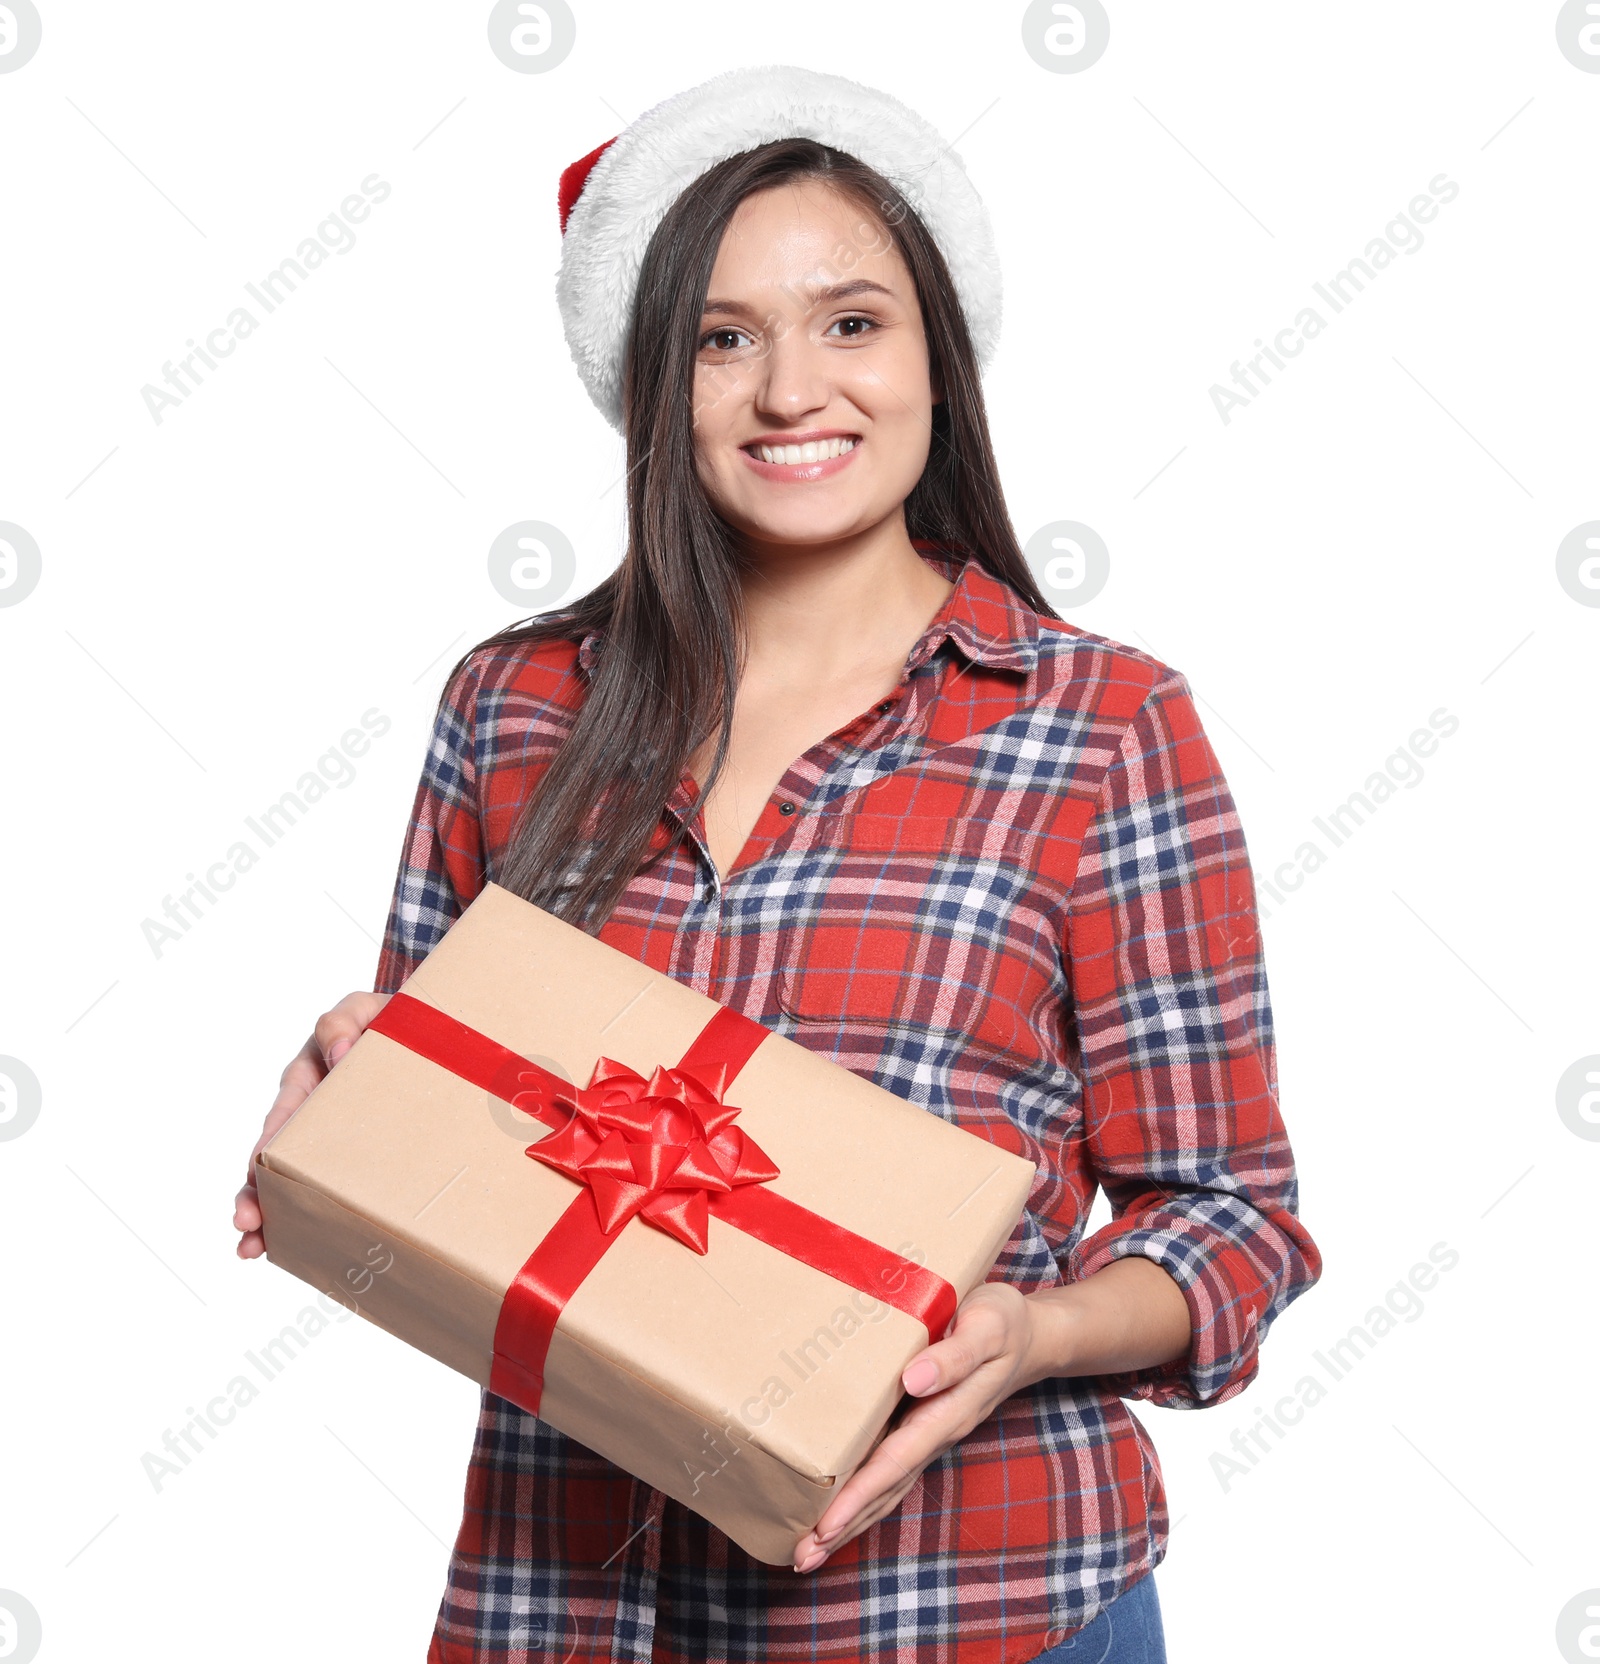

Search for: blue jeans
xmin=1030 ymin=1571 xmax=1166 ymax=1663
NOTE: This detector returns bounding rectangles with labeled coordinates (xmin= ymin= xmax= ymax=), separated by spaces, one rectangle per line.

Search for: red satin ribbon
xmin=367 ymin=991 xmax=958 ymax=1413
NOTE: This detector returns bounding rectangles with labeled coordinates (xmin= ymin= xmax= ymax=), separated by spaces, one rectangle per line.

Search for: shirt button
xmin=778 ymin=801 xmax=796 ymax=816
xmin=704 ymin=882 xmax=716 ymax=901
xmin=876 ymin=700 xmax=892 ymax=713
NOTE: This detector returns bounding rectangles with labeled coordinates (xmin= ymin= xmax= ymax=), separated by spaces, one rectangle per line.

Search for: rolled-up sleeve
xmin=1062 ymin=669 xmax=1322 ymax=1409
xmin=375 ymin=653 xmax=487 ymax=995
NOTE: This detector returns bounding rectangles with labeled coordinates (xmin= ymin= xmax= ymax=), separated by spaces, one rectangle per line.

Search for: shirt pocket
xmin=774 ymin=810 xmax=1050 ymax=1057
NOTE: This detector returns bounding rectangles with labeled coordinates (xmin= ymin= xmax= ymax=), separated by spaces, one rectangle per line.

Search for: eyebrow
xmin=700 ymin=278 xmax=898 ymax=320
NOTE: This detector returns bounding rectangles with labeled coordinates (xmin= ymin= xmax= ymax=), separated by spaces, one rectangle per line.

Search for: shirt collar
xmin=577 ymin=541 xmax=1040 ymax=677
xmin=902 ymin=541 xmax=1040 ymax=676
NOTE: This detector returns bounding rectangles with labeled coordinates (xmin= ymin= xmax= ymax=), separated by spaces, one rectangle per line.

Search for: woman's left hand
xmin=790 ymin=1281 xmax=1043 ymax=1574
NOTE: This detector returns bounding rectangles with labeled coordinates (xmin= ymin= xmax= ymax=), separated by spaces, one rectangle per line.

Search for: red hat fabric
xmin=557 ymin=136 xmax=617 ymax=236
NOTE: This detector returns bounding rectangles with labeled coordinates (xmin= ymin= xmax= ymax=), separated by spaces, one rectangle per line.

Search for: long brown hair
xmin=463 ymin=137 xmax=1056 ymax=930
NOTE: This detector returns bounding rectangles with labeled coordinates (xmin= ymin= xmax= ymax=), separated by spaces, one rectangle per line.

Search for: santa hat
xmin=554 ymin=65 xmax=1003 ymax=434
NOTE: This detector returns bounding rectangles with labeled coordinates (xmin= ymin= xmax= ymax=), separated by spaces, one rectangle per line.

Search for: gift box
xmin=255 ymin=882 xmax=1036 ymax=1564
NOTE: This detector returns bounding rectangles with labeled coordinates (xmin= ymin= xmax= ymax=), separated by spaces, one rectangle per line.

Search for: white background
xmin=2 ymin=3 xmax=1597 ymax=1660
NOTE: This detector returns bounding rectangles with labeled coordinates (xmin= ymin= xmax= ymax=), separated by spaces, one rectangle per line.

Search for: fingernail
xmin=793 ymin=1548 xmax=826 ymax=1573
xmin=902 ymin=1359 xmax=938 ymax=1395
xmin=327 ymin=1039 xmax=351 ymax=1066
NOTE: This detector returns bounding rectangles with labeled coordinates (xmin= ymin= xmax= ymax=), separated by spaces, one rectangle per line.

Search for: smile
xmin=738 ymin=436 xmax=861 ymax=482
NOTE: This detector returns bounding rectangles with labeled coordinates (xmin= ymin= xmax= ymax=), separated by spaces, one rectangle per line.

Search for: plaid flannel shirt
xmin=377 ymin=543 xmax=1322 ymax=1664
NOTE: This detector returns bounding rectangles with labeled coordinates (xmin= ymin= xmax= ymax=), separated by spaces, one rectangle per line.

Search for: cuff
xmin=1066 ymin=1209 xmax=1275 ymax=1410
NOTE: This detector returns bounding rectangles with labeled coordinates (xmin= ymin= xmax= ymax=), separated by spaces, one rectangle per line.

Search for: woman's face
xmin=690 ymin=178 xmax=940 ymax=554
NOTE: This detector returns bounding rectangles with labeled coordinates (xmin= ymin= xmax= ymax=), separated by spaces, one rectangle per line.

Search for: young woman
xmin=234 ymin=67 xmax=1320 ymax=1664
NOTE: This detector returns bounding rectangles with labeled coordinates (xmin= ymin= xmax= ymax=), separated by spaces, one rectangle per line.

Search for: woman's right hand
xmin=232 ymin=990 xmax=390 ymax=1260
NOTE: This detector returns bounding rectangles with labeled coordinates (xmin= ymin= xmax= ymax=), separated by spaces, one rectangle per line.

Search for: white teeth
xmin=752 ymin=437 xmax=858 ymax=465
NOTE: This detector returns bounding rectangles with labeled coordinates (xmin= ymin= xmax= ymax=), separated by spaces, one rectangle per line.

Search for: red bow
xmin=526 ymin=1057 xmax=780 ymax=1253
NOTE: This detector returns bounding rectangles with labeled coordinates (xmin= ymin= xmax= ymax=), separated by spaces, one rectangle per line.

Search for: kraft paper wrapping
xmin=256 ymin=883 xmax=1036 ymax=1564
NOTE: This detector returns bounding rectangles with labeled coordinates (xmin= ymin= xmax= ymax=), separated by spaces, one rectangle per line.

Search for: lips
xmin=737 ymin=436 xmax=862 ymax=484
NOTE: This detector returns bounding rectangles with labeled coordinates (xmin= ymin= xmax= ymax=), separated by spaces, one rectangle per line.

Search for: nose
xmin=752 ymin=316 xmax=831 ymax=424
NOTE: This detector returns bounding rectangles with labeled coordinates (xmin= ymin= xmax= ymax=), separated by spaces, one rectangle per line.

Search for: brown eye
xmin=700 ymin=327 xmax=749 ymax=352
xmin=826 ymin=315 xmax=878 ymax=340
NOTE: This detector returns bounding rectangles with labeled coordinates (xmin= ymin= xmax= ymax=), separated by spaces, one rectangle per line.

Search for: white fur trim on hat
xmin=555 ymin=64 xmax=1002 ymax=433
